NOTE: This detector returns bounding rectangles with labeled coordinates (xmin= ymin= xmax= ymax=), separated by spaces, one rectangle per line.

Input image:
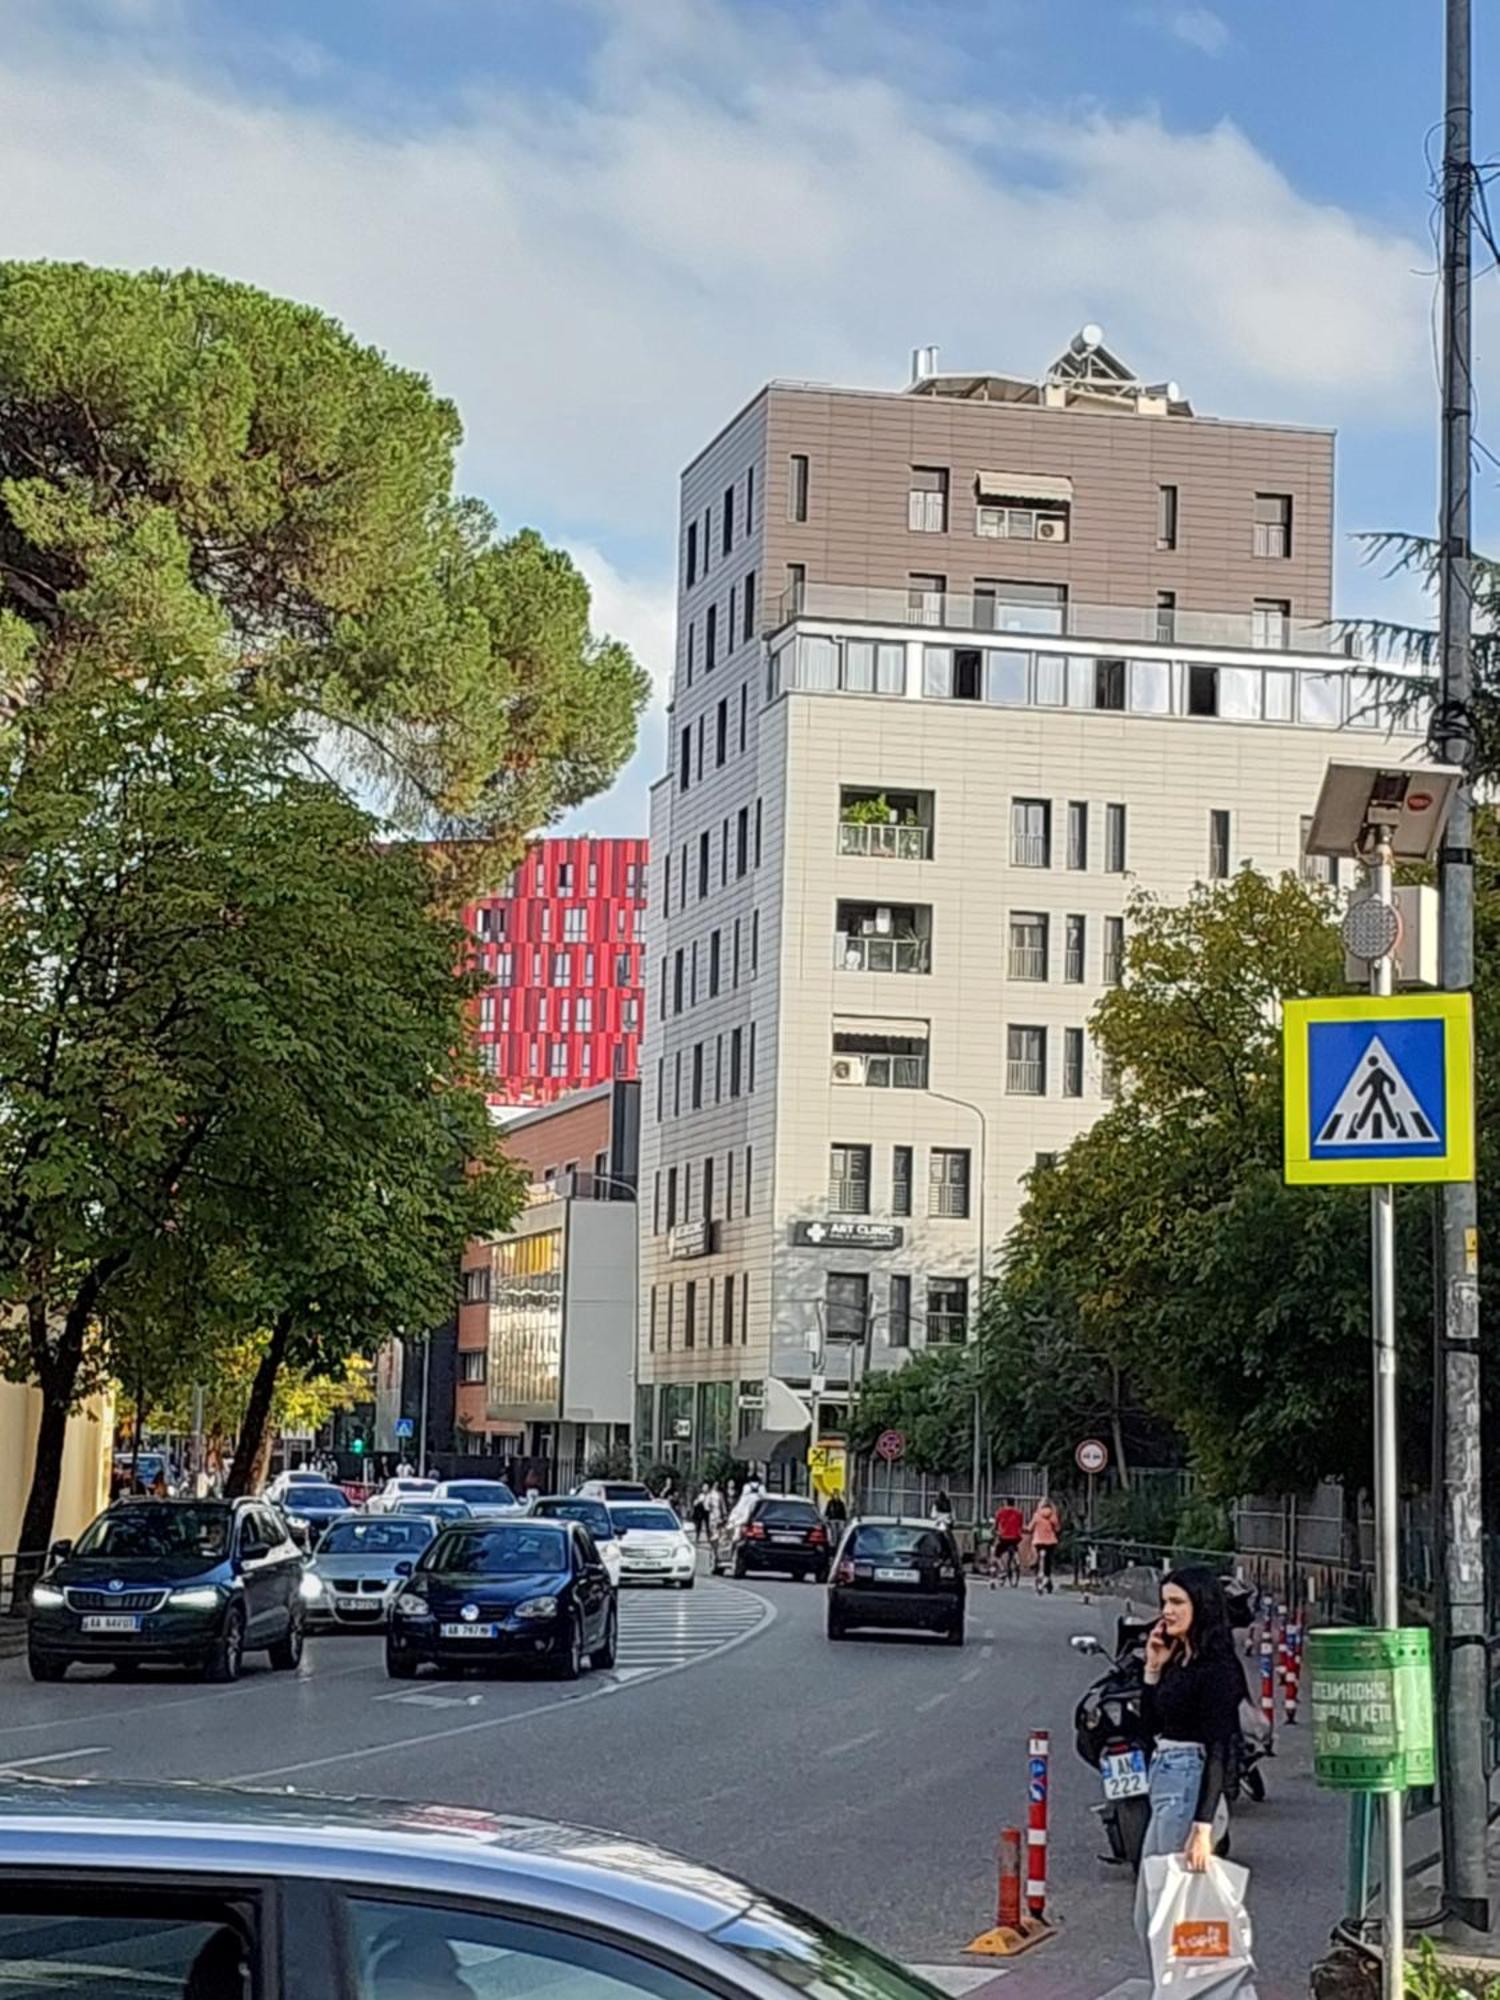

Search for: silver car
xmin=300 ymin=1514 xmax=436 ymax=1630
xmin=0 ymin=1778 xmax=943 ymax=2000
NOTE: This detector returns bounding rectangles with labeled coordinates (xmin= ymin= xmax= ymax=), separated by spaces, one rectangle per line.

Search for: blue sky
xmin=4 ymin=0 xmax=1494 ymax=834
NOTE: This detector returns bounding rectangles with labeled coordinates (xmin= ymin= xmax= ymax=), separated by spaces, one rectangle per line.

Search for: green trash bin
xmin=1306 ymin=1627 xmax=1435 ymax=1793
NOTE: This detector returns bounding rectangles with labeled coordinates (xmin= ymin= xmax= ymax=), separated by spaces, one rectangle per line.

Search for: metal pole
xmin=1367 ymin=832 xmax=1404 ymax=2000
xmin=1436 ymin=0 xmax=1489 ymax=1943
xmin=418 ymin=1334 xmax=431 ymax=1479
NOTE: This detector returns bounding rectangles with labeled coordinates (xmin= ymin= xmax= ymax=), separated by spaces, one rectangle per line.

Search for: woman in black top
xmin=1139 ymin=1566 xmax=1246 ymax=1873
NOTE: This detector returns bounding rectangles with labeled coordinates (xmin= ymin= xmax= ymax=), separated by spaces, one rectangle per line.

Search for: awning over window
xmin=976 ymin=470 xmax=1074 ymax=504
xmin=737 ymin=1426 xmax=808 ymax=1465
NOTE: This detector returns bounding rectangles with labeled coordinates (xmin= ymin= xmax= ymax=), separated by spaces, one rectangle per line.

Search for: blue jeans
xmin=1141 ymin=1742 xmax=1205 ymax=1863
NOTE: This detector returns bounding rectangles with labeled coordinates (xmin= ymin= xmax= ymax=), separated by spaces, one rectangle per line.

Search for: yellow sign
xmin=807 ymin=1442 xmax=847 ymax=1498
xmin=1283 ymin=993 xmax=1474 ymax=1186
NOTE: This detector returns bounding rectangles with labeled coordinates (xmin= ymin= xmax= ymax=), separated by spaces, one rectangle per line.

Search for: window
xmin=725 ymin=1149 xmax=735 ymax=1217
xmin=1094 ymin=657 xmax=1126 ymax=710
xmin=743 ymin=570 xmax=756 ymax=641
xmin=539 ymin=903 xmax=553 ymax=942
xmin=706 ymin=602 xmax=718 ymax=671
xmin=974 ymin=578 xmax=1066 ymax=636
xmin=460 ymin=1347 xmax=487 ymax=1385
xmin=684 ymin=1279 xmax=697 ymax=1349
xmin=673 ymin=1050 xmax=682 ymax=1116
xmin=649 ymin=1285 xmax=658 ymax=1350
xmin=829 ymin=1144 xmax=872 ymax=1214
xmin=788 ymin=453 xmax=809 ymax=522
xmin=730 ymin=1026 xmax=743 ymax=1096
xmin=786 ymin=560 xmax=806 ymax=610
xmin=889 ymin=1274 xmax=912 ymax=1349
xmin=739 ymin=680 xmax=749 ymax=752
xmin=1101 ymin=1050 xmax=1120 ymax=1100
xmin=678 ymin=725 xmax=691 ymax=793
xmin=685 ymin=622 xmax=695 ymax=687
xmin=834 ymin=1027 xmax=928 ymax=1090
xmin=706 ymin=931 xmax=721 ymax=997
xmin=732 ymin=917 xmax=742 ymax=987
xmin=926 ymin=1277 xmax=969 ymax=1344
xmin=1007 ymin=1025 xmax=1046 ymax=1095
xmin=724 ymin=1270 xmax=735 ymax=1346
xmin=1155 ymin=590 xmax=1177 ymax=644
xmin=1208 ymin=809 xmax=1232 ymax=879
xmin=551 ymin=951 xmax=571 ymax=987
xmin=698 ymin=829 xmax=710 ymax=900
xmin=0 ymin=1898 xmax=261 ymax=1996
xmin=826 ymin=1271 xmax=869 ymax=1342
xmin=690 ymin=940 xmax=698 ymax=1005
xmin=891 ymin=1145 xmax=913 ymax=1216
xmin=736 ymin=807 xmax=749 ymax=877
xmin=672 ymin=949 xmax=684 ymax=1014
xmin=1105 ymin=802 xmax=1128 ymax=873
xmin=1009 ymin=911 xmax=1049 ymax=980
xmin=462 ymin=1265 xmax=492 ymax=1304
xmin=612 ymin=1042 xmax=626 ymax=1077
xmin=1157 ymin=483 xmax=1179 ymax=550
xmin=615 ymin=951 xmax=631 ymax=986
xmin=985 ymin=650 xmax=1029 ymax=704
xmin=1011 ymin=797 xmax=1051 ymax=868
xmin=703 ymin=1154 xmax=715 ymax=1221
xmin=563 ymin=906 xmax=586 ymax=942
xmin=549 ymin=1041 xmax=568 ymax=1076
xmin=666 ymin=1165 xmax=678 ymax=1228
xmin=729 ymin=584 xmax=737 ymax=647
xmin=696 ymin=714 xmax=705 ymax=779
xmin=665 ymin=1284 xmax=676 ymax=1351
xmin=723 ymin=483 xmax=735 ymax=555
xmin=1301 ymin=813 xmax=1342 ymax=888
xmin=909 ymin=466 xmax=949 ymax=533
xmin=1187 ymin=663 xmax=1219 ymax=717
xmin=1063 ymin=1026 xmax=1085 ymax=1098
xmin=755 ymin=798 xmax=763 ymax=867
xmin=1254 ymin=491 xmax=1293 ymax=560
xmin=716 ymin=698 xmax=728 ymax=767
xmin=715 ymin=1033 xmax=723 ymax=1101
xmin=748 ymin=1021 xmax=756 ymax=1090
xmin=1252 ymin=598 xmax=1291 ymax=649
xmin=1104 ymin=916 xmax=1125 ymax=986
xmin=575 ymin=995 xmax=593 ymax=1032
xmin=702 ymin=506 xmax=712 ymax=573
xmin=686 ymin=519 xmax=698 ymax=587
xmin=721 ymin=817 xmax=730 ymax=888
xmin=655 ymin=1057 xmax=664 ymax=1121
xmin=908 ymin=572 xmax=946 ymax=625
xmin=745 ymin=464 xmax=755 ymax=534
xmin=1067 ymin=801 xmax=1088 ymax=871
xmin=1131 ymin=656 xmax=1172 ymax=713
xmin=1064 ymin=914 xmax=1086 ymax=982
xmin=751 ymin=908 xmax=760 ymax=974
xmin=929 ymin=1147 xmax=971 ymax=1218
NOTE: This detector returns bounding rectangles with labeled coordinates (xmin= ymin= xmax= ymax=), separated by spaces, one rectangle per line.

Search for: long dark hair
xmin=1162 ymin=1565 xmax=1235 ymax=1665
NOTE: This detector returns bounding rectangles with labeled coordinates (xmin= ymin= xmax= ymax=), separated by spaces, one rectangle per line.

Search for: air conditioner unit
xmin=831 ymin=1055 xmax=867 ymax=1086
xmin=875 ymin=906 xmax=893 ymax=933
xmin=1036 ymin=516 xmax=1067 ymax=542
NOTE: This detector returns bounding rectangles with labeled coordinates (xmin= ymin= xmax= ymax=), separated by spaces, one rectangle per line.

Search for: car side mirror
xmin=241 ymin=1540 xmax=270 ymax=1563
xmin=1070 ymin=1634 xmax=1104 ymax=1656
xmin=394 ymin=1560 xmax=414 ymax=1577
xmin=49 ymin=1538 xmax=72 ymax=1563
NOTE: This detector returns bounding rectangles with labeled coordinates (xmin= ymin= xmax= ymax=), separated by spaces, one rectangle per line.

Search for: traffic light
xmin=350 ymin=1436 xmax=366 ymax=1457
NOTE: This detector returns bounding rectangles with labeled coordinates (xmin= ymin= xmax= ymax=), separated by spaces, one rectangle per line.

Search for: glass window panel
xmin=923 ymin=647 xmax=953 ymax=697
xmin=984 ymin=650 xmax=1029 ymax=705
xmin=1299 ymin=672 xmax=1342 ymax=726
xmin=1347 ymin=674 xmax=1384 ymax=729
xmin=876 ymin=643 xmax=906 ymax=694
xmin=1129 ymin=658 xmax=1171 ymax=713
xmin=1033 ymin=653 xmax=1066 ymax=706
xmin=1264 ymin=670 xmax=1294 ymax=721
xmin=843 ymin=639 xmax=876 ymax=692
xmin=1065 ymin=656 xmax=1093 ymax=708
xmin=798 ymin=636 xmax=837 ymax=690
xmin=1219 ymin=667 xmax=1262 ymax=719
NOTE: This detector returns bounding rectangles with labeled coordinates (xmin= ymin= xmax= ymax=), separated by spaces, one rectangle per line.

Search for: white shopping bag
xmin=1142 ymin=1853 xmax=1257 ymax=1999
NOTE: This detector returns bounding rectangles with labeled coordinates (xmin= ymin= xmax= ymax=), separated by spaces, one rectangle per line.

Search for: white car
xmin=574 ymin=1479 xmax=653 ymax=1504
xmin=431 ymin=1478 xmax=523 ymax=1520
xmin=608 ymin=1501 xmax=698 ymax=1589
xmin=366 ymin=1476 xmax=439 ymax=1515
xmin=266 ymin=1468 xmax=330 ymax=1503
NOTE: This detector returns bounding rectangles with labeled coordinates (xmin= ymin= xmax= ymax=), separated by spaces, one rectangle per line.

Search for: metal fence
xmin=855 ymin=1459 xmax=1050 ymax=1523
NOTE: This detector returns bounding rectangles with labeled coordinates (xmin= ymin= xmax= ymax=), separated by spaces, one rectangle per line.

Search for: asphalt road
xmin=0 ymin=1563 xmax=1344 ymax=1998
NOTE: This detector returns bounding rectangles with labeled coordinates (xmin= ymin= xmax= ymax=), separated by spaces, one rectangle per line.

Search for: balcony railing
xmin=1064 ymin=947 xmax=1085 ymax=982
xmin=1102 ymin=952 xmax=1124 ymax=987
xmin=837 ymin=934 xmax=930 ymax=974
xmin=1007 ymin=1059 xmax=1045 ymax=1095
xmin=772 ymin=581 xmax=1352 ymax=656
xmin=838 ymin=820 xmax=931 ymax=861
xmin=828 ymin=1181 xmax=871 ymax=1215
xmin=1008 ymin=945 xmax=1047 ymax=980
xmin=929 ymin=1186 xmax=970 ymax=1219
xmin=926 ymin=1312 xmax=969 ymax=1345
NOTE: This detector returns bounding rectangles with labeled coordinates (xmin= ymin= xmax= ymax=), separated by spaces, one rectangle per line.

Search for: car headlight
xmin=395 ymin=1593 xmax=430 ymax=1618
xmin=515 ymin=1596 xmax=559 ymax=1620
xmin=29 ymin=1584 xmax=64 ymax=1609
xmin=299 ymin=1573 xmax=326 ymax=1601
xmin=167 ymin=1587 xmax=223 ymax=1610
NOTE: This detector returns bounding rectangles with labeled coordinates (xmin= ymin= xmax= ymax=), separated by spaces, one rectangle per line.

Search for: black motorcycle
xmin=1069 ymin=1589 xmax=1267 ymax=1872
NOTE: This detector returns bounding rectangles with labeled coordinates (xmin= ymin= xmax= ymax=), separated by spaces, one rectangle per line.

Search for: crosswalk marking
xmin=609 ymin=1580 xmax=768 ymax=1684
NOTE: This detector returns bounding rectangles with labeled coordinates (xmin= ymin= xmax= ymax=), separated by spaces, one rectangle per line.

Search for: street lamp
xmin=925 ymin=1088 xmax=989 ymax=1519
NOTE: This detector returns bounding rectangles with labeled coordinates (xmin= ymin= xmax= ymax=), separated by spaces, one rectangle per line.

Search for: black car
xmin=723 ymin=1496 xmax=831 ymax=1581
xmin=27 ymin=1498 xmax=305 ymax=1683
xmin=826 ymin=1517 xmax=966 ymax=1645
xmin=274 ymin=1482 xmax=354 ymax=1549
xmin=386 ymin=1517 xmax=616 ymax=1681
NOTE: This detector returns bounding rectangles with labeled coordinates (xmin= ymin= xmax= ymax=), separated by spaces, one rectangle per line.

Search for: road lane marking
xmin=909 ymin=1969 xmax=1008 ymax=1995
xmin=960 ymin=1665 xmax=982 ymax=1683
xmin=822 ymin=1729 xmax=879 ymax=1757
xmin=916 ymin=1690 xmax=952 ymax=1713
xmin=0 ymin=1745 xmax=108 ymax=1770
xmin=224 ymin=1583 xmax=776 ymax=1787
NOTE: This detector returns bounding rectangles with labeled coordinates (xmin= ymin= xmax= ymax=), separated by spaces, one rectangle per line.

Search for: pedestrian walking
xmin=991 ymin=1499 xmax=1024 ymax=1586
xmin=395 ymin=1456 xmax=415 ymax=1479
xmin=1028 ymin=1496 xmax=1061 ymax=1593
xmin=824 ymin=1491 xmax=848 ymax=1531
xmin=1138 ymin=1567 xmax=1248 ymax=1898
xmin=707 ymin=1482 xmax=726 ymax=1532
xmin=691 ymin=1483 xmax=711 ymax=1543
xmin=930 ymin=1489 xmax=954 ymax=1532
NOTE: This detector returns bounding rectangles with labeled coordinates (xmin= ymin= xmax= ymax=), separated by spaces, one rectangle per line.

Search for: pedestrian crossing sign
xmin=1283 ymin=993 xmax=1474 ymax=1185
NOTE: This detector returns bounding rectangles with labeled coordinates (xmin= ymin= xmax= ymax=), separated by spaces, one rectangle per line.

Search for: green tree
xmin=849 ymin=1346 xmax=977 ymax=1476
xmin=0 ymin=262 xmax=647 ymax=856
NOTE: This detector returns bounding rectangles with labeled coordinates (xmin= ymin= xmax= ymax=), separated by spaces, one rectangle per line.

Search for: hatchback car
xmin=0 ymin=1777 xmax=949 ymax=2000
xmin=528 ymin=1495 xmax=624 ymax=1587
xmin=386 ymin=1517 xmax=616 ymax=1680
xmin=608 ymin=1502 xmax=698 ymax=1588
xmin=826 ymin=1518 xmax=965 ymax=1645
xmin=431 ymin=1478 xmax=522 ymax=1518
xmin=715 ymin=1496 xmax=830 ymax=1582
xmin=366 ymin=1476 xmax=439 ymax=1514
xmin=27 ymin=1498 xmax=304 ymax=1682
xmin=275 ymin=1482 xmax=355 ymax=1549
xmin=300 ymin=1515 xmax=436 ymax=1631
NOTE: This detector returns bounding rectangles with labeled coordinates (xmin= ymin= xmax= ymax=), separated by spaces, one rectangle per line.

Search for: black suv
xmin=27 ymin=1498 xmax=304 ymax=1683
xmin=721 ymin=1496 xmax=831 ymax=1582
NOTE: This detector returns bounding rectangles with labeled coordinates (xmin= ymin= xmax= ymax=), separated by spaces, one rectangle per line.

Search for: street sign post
xmin=875 ymin=1429 xmax=905 ymax=1463
xmin=394 ymin=1417 xmax=414 ymax=1441
xmin=1075 ymin=1439 xmax=1108 ymax=1531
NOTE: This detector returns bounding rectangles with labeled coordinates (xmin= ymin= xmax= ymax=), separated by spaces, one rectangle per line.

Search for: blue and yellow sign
xmin=1283 ymin=993 xmax=1474 ymax=1186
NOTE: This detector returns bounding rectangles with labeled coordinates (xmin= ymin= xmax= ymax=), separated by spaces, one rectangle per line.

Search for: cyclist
xmin=991 ymin=1499 xmax=1024 ymax=1587
xmin=1028 ymin=1495 xmax=1062 ymax=1594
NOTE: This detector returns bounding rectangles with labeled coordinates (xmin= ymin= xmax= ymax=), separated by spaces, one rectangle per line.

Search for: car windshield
xmin=610 ymin=1506 xmax=680 ymax=1534
xmin=395 ymin=1500 xmax=469 ymax=1521
xmin=715 ymin=1898 xmax=948 ymax=2000
xmin=285 ymin=1487 xmax=346 ymax=1509
xmin=424 ymin=1524 xmax=569 ymax=1575
xmin=850 ymin=1525 xmax=949 ymax=1561
xmin=392 ymin=1480 xmax=436 ymax=1493
xmin=317 ymin=1519 xmax=432 ymax=1556
xmin=442 ymin=1482 xmax=516 ymax=1505
xmin=602 ymin=1484 xmax=650 ymax=1500
xmin=532 ymin=1499 xmax=612 ymax=1538
xmin=75 ymin=1506 xmax=230 ymax=1561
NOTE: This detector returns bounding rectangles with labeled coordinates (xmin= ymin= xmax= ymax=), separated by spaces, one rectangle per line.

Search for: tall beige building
xmin=636 ymin=332 xmax=1418 ymax=1470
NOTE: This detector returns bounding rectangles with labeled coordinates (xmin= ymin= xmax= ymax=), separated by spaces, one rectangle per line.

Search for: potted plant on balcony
xmin=841 ymin=793 xmax=894 ymax=825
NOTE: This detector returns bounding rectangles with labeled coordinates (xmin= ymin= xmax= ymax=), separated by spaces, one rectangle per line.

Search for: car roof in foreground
xmin=0 ymin=1778 xmax=765 ymax=1938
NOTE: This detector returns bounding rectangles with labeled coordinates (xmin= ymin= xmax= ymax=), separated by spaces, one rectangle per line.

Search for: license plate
xmin=1102 ymin=1749 xmax=1149 ymax=1799
xmin=873 ymin=1567 xmax=917 ymax=1584
xmin=335 ymin=1596 xmax=373 ymax=1613
xmin=771 ymin=1534 xmax=802 ymax=1545
xmin=439 ymin=1623 xmax=497 ymax=1640
xmin=81 ymin=1615 xmax=140 ymax=1634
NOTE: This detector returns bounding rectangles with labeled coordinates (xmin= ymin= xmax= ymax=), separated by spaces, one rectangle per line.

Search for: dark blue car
xmin=386 ymin=1516 xmax=615 ymax=1681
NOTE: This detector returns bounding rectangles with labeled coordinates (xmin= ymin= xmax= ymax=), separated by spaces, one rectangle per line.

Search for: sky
xmin=3 ymin=0 xmax=1496 ymax=836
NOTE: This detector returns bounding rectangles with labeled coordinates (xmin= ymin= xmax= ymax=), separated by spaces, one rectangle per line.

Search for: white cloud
xmin=0 ymin=0 xmax=1439 ymax=831
xmin=1162 ymin=7 xmax=1231 ymax=55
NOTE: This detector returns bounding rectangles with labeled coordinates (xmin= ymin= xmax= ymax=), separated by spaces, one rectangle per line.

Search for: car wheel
xmin=27 ymin=1650 xmax=67 ymax=1683
xmin=591 ymin=1604 xmax=618 ymax=1671
xmin=204 ymin=1606 xmax=246 ymax=1684
xmin=678 ymin=1576 xmax=695 ymax=1591
xmin=384 ymin=1641 xmax=418 ymax=1680
xmin=556 ymin=1612 xmax=585 ymax=1682
xmin=943 ymin=1618 xmax=966 ymax=1647
xmin=826 ymin=1611 xmax=847 ymax=1642
xmin=111 ymin=1660 xmax=142 ymax=1680
xmin=268 ymin=1612 xmax=304 ymax=1672
xmin=810 ymin=1565 xmax=829 ymax=1585
xmin=731 ymin=1552 xmax=747 ymax=1580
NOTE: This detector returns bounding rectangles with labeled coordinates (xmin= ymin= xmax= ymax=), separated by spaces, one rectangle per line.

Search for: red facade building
xmin=468 ymin=836 xmax=647 ymax=1104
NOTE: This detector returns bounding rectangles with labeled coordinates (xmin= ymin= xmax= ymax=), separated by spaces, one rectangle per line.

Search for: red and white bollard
xmin=1026 ymin=1731 xmax=1050 ymax=1921
xmin=1259 ymin=1631 xmax=1275 ymax=1734
xmin=1285 ymin=1618 xmax=1301 ymax=1724
xmin=997 ymin=1827 xmax=1023 ymax=1930
xmin=1276 ymin=1604 xmax=1290 ymax=1710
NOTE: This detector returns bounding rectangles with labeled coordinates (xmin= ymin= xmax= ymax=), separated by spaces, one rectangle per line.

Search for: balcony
xmin=836 ymin=900 xmax=932 ymax=976
xmin=838 ymin=786 xmax=934 ymax=862
xmin=839 ymin=820 xmax=931 ymax=861
xmin=1007 ymin=1060 xmax=1045 ymax=1096
xmin=833 ymin=1028 xmax=930 ymax=1089
xmin=772 ymin=581 xmax=1352 ymax=655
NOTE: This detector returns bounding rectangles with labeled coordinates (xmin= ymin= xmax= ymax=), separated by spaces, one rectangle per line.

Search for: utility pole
xmin=1436 ymin=0 xmax=1489 ymax=1942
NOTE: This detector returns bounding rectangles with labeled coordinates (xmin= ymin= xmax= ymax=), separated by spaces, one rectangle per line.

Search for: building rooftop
xmin=904 ymin=326 xmax=1195 ymax=417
